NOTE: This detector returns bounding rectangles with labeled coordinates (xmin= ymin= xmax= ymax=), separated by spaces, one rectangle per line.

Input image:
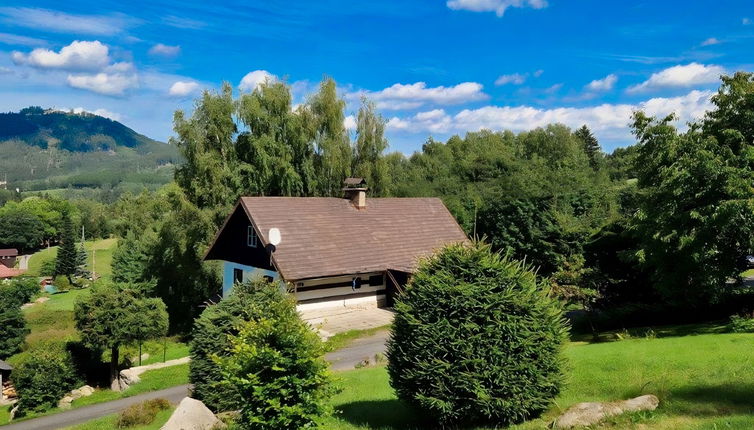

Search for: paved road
xmin=3 ymin=385 xmax=190 ymax=430
xmin=326 ymin=330 xmax=390 ymax=371
xmin=5 ymin=330 xmax=391 ymax=429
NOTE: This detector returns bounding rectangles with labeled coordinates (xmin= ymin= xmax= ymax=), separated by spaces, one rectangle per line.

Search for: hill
xmin=0 ymin=107 xmax=181 ymax=201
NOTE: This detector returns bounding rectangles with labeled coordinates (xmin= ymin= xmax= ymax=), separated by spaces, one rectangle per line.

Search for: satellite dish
xmin=268 ymin=228 xmax=282 ymax=246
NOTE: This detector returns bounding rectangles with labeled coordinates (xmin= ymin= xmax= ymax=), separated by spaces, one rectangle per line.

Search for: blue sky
xmin=0 ymin=1 xmax=752 ymax=153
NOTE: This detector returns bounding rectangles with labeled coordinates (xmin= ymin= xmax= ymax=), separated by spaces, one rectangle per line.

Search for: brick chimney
xmin=343 ymin=178 xmax=367 ymax=209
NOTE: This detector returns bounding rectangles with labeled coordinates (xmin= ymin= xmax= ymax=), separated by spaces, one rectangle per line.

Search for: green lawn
xmin=62 ymin=407 xmax=174 ymax=430
xmin=26 ymin=238 xmax=118 ymax=278
xmin=321 ymin=329 xmax=754 ymax=429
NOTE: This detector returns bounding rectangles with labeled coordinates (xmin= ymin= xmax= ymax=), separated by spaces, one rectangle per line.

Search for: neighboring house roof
xmin=0 ymin=265 xmax=24 ymax=278
xmin=0 ymin=249 xmax=18 ymax=257
xmin=0 ymin=360 xmax=12 ymax=371
xmin=209 ymin=197 xmax=468 ymax=281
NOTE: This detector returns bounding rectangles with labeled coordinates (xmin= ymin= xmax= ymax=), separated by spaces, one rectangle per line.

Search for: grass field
xmin=26 ymin=238 xmax=118 ymax=278
xmin=320 ymin=328 xmax=754 ymax=429
xmin=62 ymin=407 xmax=174 ymax=430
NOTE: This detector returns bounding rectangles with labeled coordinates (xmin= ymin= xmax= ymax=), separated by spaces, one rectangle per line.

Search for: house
xmin=0 ymin=360 xmax=11 ymax=402
xmin=204 ymin=179 xmax=468 ymax=311
xmin=0 ymin=249 xmax=18 ymax=269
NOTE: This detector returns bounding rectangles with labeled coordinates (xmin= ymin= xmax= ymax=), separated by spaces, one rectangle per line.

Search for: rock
xmin=34 ymin=297 xmax=49 ymax=304
xmin=554 ymin=395 xmax=659 ymax=428
xmin=8 ymin=404 xmax=19 ymax=422
xmin=58 ymin=385 xmax=96 ymax=408
xmin=161 ymin=397 xmax=225 ymax=430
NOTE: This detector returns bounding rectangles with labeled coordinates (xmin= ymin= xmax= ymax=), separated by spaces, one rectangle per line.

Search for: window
xmin=247 ymin=225 xmax=258 ymax=248
xmin=233 ymin=268 xmax=243 ymax=284
xmin=351 ymin=277 xmax=362 ymax=290
xmin=369 ymin=275 xmax=384 ymax=286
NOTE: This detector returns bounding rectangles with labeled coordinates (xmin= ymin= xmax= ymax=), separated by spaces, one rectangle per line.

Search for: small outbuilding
xmin=0 ymin=249 xmax=18 ymax=269
xmin=205 ymin=178 xmax=469 ymax=311
xmin=0 ymin=360 xmax=12 ymax=402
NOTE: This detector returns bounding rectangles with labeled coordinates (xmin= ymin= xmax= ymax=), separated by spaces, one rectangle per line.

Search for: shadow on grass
xmin=335 ymin=399 xmax=433 ymax=430
xmin=670 ymin=383 xmax=754 ymax=416
xmin=571 ymin=321 xmax=730 ymax=344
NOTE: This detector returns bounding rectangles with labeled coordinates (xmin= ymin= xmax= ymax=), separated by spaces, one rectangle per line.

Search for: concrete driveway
xmin=301 ymin=306 xmax=394 ymax=339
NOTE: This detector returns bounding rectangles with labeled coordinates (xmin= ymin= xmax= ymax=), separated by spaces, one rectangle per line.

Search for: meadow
xmin=26 ymin=238 xmax=118 ymax=279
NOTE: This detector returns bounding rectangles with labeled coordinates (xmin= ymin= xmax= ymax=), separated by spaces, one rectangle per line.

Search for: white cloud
xmin=352 ymin=81 xmax=487 ymax=110
xmin=168 ymin=81 xmax=200 ymax=97
xmin=148 ymin=43 xmax=180 ymax=57
xmin=0 ymin=7 xmax=135 ymax=35
xmin=743 ymin=17 xmax=751 ymax=25
xmin=627 ymin=63 xmax=725 ymax=93
xmin=239 ymin=70 xmax=277 ymax=92
xmin=701 ymin=37 xmax=721 ymax=46
xmin=586 ymin=74 xmax=618 ymax=91
xmin=495 ymin=73 xmax=526 ymax=85
xmin=164 ymin=15 xmax=207 ymax=30
xmin=12 ymin=40 xmax=110 ymax=71
xmin=447 ymin=0 xmax=547 ymax=17
xmin=67 ymin=62 xmax=138 ymax=96
xmin=387 ymin=89 xmax=713 ymax=142
xmin=344 ymin=115 xmax=357 ymax=130
xmin=0 ymin=32 xmax=47 ymax=47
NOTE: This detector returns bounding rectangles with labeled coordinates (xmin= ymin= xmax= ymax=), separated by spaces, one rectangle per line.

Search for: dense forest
xmin=0 ymin=107 xmax=180 ymax=201
xmin=3 ymin=72 xmax=754 ymax=334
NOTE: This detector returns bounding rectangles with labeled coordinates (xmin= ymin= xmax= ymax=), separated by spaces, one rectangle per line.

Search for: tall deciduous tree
xmin=353 ymin=98 xmax=390 ymax=196
xmin=631 ymin=73 xmax=754 ymax=306
xmin=55 ymin=211 xmax=78 ymax=281
xmin=74 ymin=284 xmax=168 ymax=389
xmin=310 ymin=78 xmax=351 ymax=196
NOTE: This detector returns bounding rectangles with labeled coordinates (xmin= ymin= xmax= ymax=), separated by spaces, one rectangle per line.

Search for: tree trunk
xmin=110 ymin=345 xmax=120 ymax=387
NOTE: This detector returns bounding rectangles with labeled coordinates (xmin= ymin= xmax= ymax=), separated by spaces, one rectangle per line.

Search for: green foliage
xmin=353 ymin=98 xmax=390 ymax=196
xmin=111 ymin=230 xmax=148 ymax=284
xmin=13 ymin=344 xmax=79 ymax=413
xmin=574 ymin=124 xmax=602 ymax=169
xmin=74 ymin=283 xmax=169 ymax=382
xmin=115 ymin=398 xmax=171 ymax=428
xmin=189 ymin=280 xmax=297 ymax=412
xmin=216 ymin=281 xmax=333 ymax=429
xmin=0 ymin=306 xmax=28 ymax=359
xmin=630 ymin=73 xmax=754 ymax=307
xmin=728 ymin=314 xmax=754 ymax=333
xmin=54 ymin=274 xmax=72 ymax=291
xmin=0 ymin=276 xmax=40 ymax=308
xmin=0 ymin=207 xmax=45 ymax=252
xmin=54 ymin=211 xmax=78 ymax=279
xmin=386 ymin=241 xmax=568 ymax=427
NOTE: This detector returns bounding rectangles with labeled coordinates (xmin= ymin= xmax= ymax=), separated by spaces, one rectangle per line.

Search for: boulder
xmin=161 ymin=397 xmax=225 ymax=430
xmin=554 ymin=395 xmax=659 ymax=428
xmin=58 ymin=385 xmax=96 ymax=409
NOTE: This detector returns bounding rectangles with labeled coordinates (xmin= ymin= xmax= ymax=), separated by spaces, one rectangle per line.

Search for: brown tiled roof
xmin=0 ymin=249 xmax=18 ymax=257
xmin=0 ymin=265 xmax=24 ymax=278
xmin=235 ymin=197 xmax=468 ymax=281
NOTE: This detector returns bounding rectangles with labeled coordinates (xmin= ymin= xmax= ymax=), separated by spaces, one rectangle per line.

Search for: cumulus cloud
xmin=344 ymin=115 xmax=357 ymax=130
xmin=585 ymin=74 xmax=618 ymax=91
xmin=627 ymin=63 xmax=725 ymax=93
xmin=387 ymin=90 xmax=713 ymax=142
xmin=447 ymin=0 xmax=547 ymax=17
xmin=495 ymin=73 xmax=526 ymax=85
xmin=0 ymin=7 xmax=135 ymax=36
xmin=12 ymin=40 xmax=110 ymax=71
xmin=149 ymin=43 xmax=180 ymax=57
xmin=239 ymin=70 xmax=277 ymax=92
xmin=169 ymin=80 xmax=200 ymax=97
xmin=700 ymin=37 xmax=721 ymax=46
xmin=351 ymin=81 xmax=487 ymax=110
xmin=67 ymin=62 xmax=138 ymax=96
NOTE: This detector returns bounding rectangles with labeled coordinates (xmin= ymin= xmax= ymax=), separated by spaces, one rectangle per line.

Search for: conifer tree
xmin=111 ymin=230 xmax=148 ymax=284
xmin=574 ymin=124 xmax=601 ymax=169
xmin=54 ymin=211 xmax=77 ymax=281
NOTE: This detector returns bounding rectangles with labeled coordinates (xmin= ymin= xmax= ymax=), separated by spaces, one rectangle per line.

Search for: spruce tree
xmin=574 ymin=124 xmax=601 ymax=169
xmin=111 ymin=230 xmax=147 ymax=284
xmin=54 ymin=211 xmax=78 ymax=281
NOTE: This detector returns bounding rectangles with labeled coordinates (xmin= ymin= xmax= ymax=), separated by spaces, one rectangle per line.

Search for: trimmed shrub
xmin=216 ymin=281 xmax=333 ymax=429
xmin=116 ymin=398 xmax=171 ymax=428
xmin=13 ymin=344 xmax=79 ymax=413
xmin=0 ymin=306 xmax=29 ymax=359
xmin=387 ymin=241 xmax=568 ymax=427
xmin=54 ymin=275 xmax=72 ymax=292
xmin=190 ymin=280 xmax=286 ymax=412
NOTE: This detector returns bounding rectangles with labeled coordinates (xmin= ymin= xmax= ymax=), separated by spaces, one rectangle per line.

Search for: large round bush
xmin=386 ymin=241 xmax=568 ymax=427
xmin=13 ymin=344 xmax=79 ymax=413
